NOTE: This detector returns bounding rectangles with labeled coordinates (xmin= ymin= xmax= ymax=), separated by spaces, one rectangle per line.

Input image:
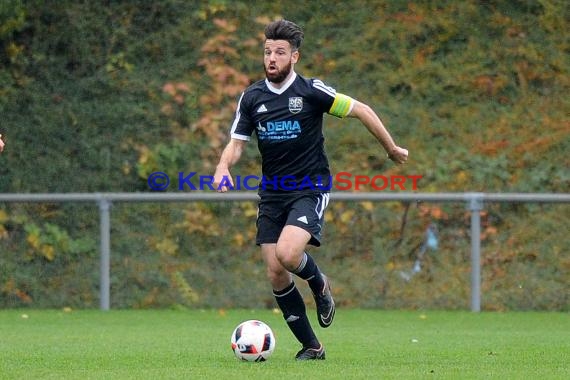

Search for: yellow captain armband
xmin=328 ymin=93 xmax=354 ymax=118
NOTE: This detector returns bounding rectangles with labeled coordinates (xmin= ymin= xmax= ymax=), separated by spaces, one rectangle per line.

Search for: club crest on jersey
xmin=288 ymin=97 xmax=303 ymax=114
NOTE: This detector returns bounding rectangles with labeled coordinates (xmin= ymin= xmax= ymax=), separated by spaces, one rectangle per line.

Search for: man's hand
xmin=387 ymin=146 xmax=408 ymax=164
xmin=0 ymin=134 xmax=4 ymax=153
xmin=212 ymin=139 xmax=245 ymax=192
xmin=213 ymin=166 xmax=234 ymax=193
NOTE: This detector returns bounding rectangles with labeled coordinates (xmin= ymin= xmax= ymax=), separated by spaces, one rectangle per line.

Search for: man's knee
xmin=275 ymin=243 xmax=302 ymax=270
xmin=266 ymin=265 xmax=290 ymax=288
xmin=275 ymin=226 xmax=310 ymax=270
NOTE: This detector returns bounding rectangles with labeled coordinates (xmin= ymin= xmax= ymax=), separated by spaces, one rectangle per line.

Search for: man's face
xmin=264 ymin=39 xmax=299 ymax=83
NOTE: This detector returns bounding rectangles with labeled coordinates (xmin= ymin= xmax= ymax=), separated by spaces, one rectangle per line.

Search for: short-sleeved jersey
xmin=230 ymin=72 xmax=353 ymax=192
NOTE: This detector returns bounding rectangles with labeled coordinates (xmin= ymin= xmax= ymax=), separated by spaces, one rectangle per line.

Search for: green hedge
xmin=0 ymin=1 xmax=568 ymax=310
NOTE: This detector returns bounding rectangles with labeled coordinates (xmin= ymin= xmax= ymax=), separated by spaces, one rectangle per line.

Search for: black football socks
xmin=293 ymin=252 xmax=325 ymax=295
xmin=274 ymin=282 xmax=320 ymax=349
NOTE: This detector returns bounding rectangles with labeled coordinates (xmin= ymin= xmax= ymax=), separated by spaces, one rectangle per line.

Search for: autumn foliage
xmin=0 ymin=1 xmax=568 ymax=310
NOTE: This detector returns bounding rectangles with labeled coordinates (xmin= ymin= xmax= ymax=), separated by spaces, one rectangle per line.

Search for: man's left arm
xmin=347 ymin=99 xmax=408 ymax=164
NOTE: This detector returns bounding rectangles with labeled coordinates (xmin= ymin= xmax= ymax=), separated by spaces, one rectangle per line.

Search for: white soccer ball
xmin=230 ymin=319 xmax=276 ymax=362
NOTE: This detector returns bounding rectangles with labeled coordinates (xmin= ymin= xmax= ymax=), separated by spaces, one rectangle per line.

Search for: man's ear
xmin=292 ymin=50 xmax=300 ymax=64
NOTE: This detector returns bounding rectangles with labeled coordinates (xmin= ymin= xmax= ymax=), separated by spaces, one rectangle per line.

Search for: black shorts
xmin=256 ymin=191 xmax=330 ymax=247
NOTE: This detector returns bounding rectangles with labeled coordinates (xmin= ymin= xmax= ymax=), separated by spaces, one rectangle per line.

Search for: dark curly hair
xmin=264 ymin=19 xmax=304 ymax=51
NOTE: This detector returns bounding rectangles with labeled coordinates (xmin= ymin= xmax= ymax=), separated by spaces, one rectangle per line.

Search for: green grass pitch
xmin=0 ymin=309 xmax=568 ymax=379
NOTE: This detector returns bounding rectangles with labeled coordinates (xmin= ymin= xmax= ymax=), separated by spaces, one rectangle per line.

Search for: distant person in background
xmin=0 ymin=134 xmax=5 ymax=152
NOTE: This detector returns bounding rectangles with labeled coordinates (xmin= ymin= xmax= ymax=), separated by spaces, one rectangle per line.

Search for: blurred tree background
xmin=0 ymin=0 xmax=568 ymax=310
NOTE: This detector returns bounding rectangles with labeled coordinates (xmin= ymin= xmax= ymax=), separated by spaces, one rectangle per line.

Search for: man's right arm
xmin=213 ymin=138 xmax=247 ymax=192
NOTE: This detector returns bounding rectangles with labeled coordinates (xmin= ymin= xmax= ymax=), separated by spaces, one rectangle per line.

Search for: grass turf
xmin=0 ymin=309 xmax=568 ymax=379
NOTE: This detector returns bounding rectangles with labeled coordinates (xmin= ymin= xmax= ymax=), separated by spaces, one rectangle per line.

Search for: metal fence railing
xmin=1 ymin=192 xmax=569 ymax=312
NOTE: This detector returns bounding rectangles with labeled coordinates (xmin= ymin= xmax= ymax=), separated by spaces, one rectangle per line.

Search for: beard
xmin=264 ymin=61 xmax=292 ymax=83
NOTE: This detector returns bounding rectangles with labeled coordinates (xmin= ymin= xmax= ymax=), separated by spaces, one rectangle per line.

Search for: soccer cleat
xmin=295 ymin=344 xmax=326 ymax=360
xmin=313 ymin=273 xmax=335 ymax=328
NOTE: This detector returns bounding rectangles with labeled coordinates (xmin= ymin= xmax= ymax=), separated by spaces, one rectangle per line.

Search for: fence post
xmin=98 ymin=198 xmax=111 ymax=311
xmin=467 ymin=193 xmax=484 ymax=312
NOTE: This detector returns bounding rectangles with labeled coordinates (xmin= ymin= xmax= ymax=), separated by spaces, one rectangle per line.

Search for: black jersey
xmin=230 ymin=72 xmax=352 ymax=192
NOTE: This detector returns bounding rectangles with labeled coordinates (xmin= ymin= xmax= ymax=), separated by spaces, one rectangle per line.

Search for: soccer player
xmin=213 ymin=19 xmax=408 ymax=360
